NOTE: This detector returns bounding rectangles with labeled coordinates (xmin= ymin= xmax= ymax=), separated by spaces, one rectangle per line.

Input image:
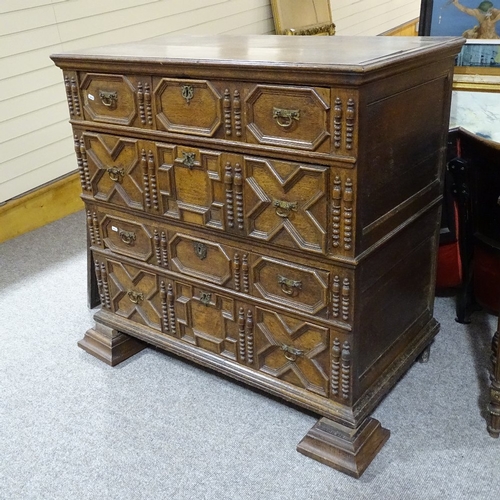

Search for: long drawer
xmin=87 ymin=205 xmax=354 ymax=327
xmin=68 ymin=71 xmax=358 ymax=158
xmin=75 ymin=130 xmax=356 ymax=259
xmin=91 ymin=249 xmax=353 ymax=402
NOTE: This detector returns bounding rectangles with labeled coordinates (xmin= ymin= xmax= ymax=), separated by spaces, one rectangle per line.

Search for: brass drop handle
xmin=119 ymin=230 xmax=136 ymax=245
xmin=127 ymin=290 xmax=144 ymax=304
xmin=273 ymin=107 xmax=300 ymax=128
xmin=278 ymin=275 xmax=302 ymax=296
xmin=281 ymin=344 xmax=304 ymax=362
xmin=181 ymin=152 xmax=196 ymax=169
xmin=106 ymin=167 xmax=125 ymax=182
xmin=99 ymin=90 xmax=118 ymax=108
xmin=273 ymin=199 xmax=298 ymax=218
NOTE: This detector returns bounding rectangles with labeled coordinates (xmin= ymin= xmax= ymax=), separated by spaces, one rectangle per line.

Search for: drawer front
xmin=93 ymin=251 xmax=354 ymax=399
xmin=246 ymin=84 xmax=331 ymax=152
xmin=79 ymin=73 xmax=153 ymax=127
xmin=70 ymin=72 xmax=358 ymax=159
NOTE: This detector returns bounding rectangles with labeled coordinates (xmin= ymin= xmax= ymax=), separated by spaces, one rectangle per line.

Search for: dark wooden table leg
xmin=417 ymin=343 xmax=431 ymax=363
xmin=488 ymin=319 xmax=500 ymax=438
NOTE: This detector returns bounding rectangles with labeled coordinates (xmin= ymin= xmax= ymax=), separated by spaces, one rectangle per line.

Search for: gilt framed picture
xmin=420 ymin=0 xmax=500 ymax=38
xmin=419 ymin=0 xmax=500 ymax=91
xmin=270 ymin=0 xmax=335 ymax=35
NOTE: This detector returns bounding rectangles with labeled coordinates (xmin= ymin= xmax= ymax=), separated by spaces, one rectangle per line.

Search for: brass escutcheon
xmin=200 ymin=291 xmax=211 ymax=306
xmin=272 ymin=107 xmax=300 ymax=128
xmin=277 ymin=275 xmax=302 ymax=296
xmin=106 ymin=167 xmax=125 ymax=182
xmin=273 ymin=199 xmax=298 ymax=218
xmin=181 ymin=85 xmax=194 ymax=104
xmin=193 ymin=241 xmax=207 ymax=260
xmin=127 ymin=290 xmax=144 ymax=304
xmin=181 ymin=152 xmax=196 ymax=169
xmin=99 ymin=90 xmax=118 ymax=108
xmin=281 ymin=344 xmax=304 ymax=362
xmin=119 ymin=230 xmax=136 ymax=245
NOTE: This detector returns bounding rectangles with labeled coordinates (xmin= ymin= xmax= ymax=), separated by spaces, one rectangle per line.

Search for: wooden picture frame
xmin=270 ymin=0 xmax=335 ymax=36
xmin=419 ymin=0 xmax=500 ymax=91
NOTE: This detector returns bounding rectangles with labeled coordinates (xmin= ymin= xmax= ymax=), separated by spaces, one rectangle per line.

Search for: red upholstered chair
xmin=436 ymin=170 xmax=462 ymax=289
xmin=437 ymin=128 xmax=500 ymax=323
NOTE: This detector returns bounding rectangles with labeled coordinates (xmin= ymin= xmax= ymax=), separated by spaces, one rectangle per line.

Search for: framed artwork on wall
xmin=419 ymin=0 xmax=500 ymax=91
xmin=420 ymin=0 xmax=500 ymax=38
xmin=270 ymin=0 xmax=336 ymax=35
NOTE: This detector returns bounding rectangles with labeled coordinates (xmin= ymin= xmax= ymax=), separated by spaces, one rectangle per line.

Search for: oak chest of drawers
xmin=51 ymin=34 xmax=463 ymax=477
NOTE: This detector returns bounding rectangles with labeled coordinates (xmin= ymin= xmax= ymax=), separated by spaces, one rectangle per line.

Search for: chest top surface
xmin=51 ymin=34 xmax=463 ymax=73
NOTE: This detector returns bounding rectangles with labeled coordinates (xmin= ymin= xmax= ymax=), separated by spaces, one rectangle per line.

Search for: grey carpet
xmin=1 ymin=211 xmax=499 ymax=500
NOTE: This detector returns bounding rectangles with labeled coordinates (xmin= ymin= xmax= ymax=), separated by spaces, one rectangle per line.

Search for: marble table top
xmin=450 ymin=91 xmax=500 ymax=143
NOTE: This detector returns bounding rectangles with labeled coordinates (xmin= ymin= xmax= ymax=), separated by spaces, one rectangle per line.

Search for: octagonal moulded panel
xmin=154 ymin=78 xmax=222 ymax=136
xmin=246 ymin=84 xmax=331 ymax=151
xmin=169 ymin=233 xmax=232 ymax=286
xmin=101 ymin=214 xmax=154 ymax=262
xmin=252 ymin=256 xmax=329 ymax=316
xmin=80 ymin=73 xmax=140 ymax=126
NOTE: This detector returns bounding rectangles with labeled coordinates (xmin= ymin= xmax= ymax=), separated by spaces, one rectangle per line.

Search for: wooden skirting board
xmin=0 ymin=171 xmax=84 ymax=244
xmin=382 ymin=18 xmax=419 ymax=37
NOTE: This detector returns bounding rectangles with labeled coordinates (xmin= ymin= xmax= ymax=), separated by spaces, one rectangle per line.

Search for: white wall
xmin=0 ymin=0 xmax=419 ymax=204
xmin=330 ymin=0 xmax=420 ymax=36
xmin=0 ymin=0 xmax=274 ymax=204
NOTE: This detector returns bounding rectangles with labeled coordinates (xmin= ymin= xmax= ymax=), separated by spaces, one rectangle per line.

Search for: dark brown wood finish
xmin=52 ymin=34 xmax=464 ymax=477
xmin=489 ymin=314 xmax=500 ymax=438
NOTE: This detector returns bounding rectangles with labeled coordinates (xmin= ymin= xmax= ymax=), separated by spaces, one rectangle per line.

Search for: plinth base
xmin=297 ymin=417 xmax=390 ymax=478
xmin=78 ymin=321 xmax=146 ymax=366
